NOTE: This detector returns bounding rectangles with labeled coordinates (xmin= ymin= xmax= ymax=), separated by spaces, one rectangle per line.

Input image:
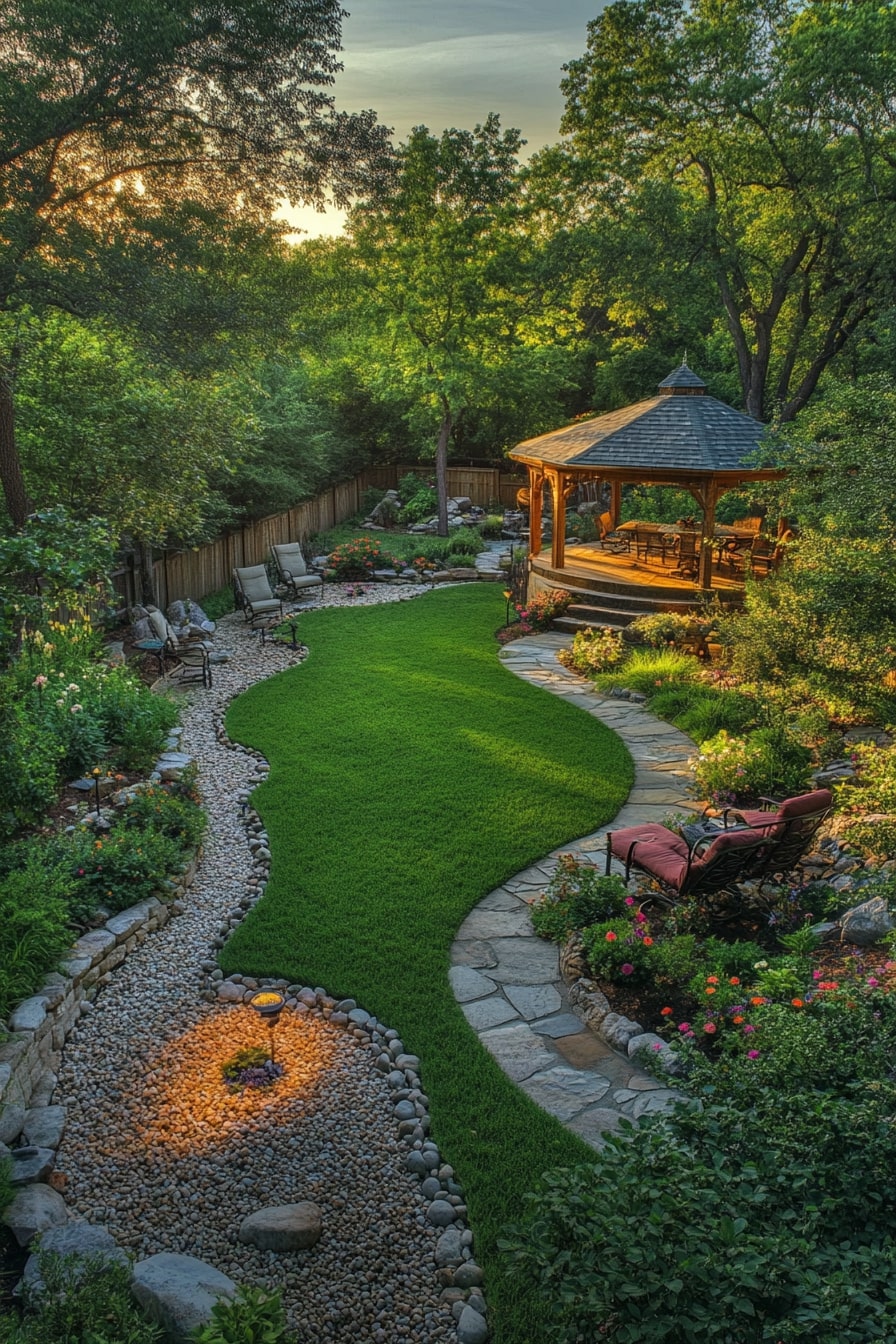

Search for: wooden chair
xmin=672 ymin=530 xmax=701 ymax=580
xmin=605 ymin=823 xmax=770 ymax=902
xmin=634 ymin=525 xmax=674 ymax=566
xmin=597 ymin=511 xmax=630 ymax=553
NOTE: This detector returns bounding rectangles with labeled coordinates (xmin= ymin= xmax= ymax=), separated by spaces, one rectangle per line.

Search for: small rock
xmin=238 ymin=1203 xmax=322 ymax=1251
xmin=457 ymin=1304 xmax=489 ymax=1343
xmin=426 ymin=1200 xmax=458 ymax=1227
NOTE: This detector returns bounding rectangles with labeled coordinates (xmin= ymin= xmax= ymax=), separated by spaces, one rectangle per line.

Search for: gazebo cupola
xmin=509 ymin=363 xmax=783 ymax=589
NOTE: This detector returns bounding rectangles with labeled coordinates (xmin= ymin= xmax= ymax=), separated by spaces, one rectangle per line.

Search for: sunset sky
xmin=286 ymin=0 xmax=601 ymax=237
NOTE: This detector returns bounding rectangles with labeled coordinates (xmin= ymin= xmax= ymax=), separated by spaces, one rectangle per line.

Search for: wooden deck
xmin=532 ymin=543 xmax=746 ymax=595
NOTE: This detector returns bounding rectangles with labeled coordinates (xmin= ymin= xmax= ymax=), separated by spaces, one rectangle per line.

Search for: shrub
xmin=477 ymin=514 xmax=505 ymax=539
xmin=0 ymin=848 xmax=75 ymax=1022
xmin=121 ymin=779 xmax=206 ymax=854
xmin=691 ymin=726 xmax=811 ymax=805
xmin=594 ymin=646 xmax=699 ymax=693
xmin=501 ymin=1089 xmax=896 ymax=1344
xmin=518 ymin=589 xmax=572 ymax=632
xmin=443 ymin=551 xmax=478 ymax=569
xmin=628 ymin=611 xmax=697 ymax=647
xmin=397 ymin=474 xmax=437 ymax=524
xmin=530 ymin=859 xmax=630 ymax=942
xmin=68 ymin=823 xmax=185 ymax=913
xmin=1 ymin=1254 xmax=162 ymax=1343
xmin=327 ymin=537 xmax=400 ymax=579
xmin=192 ymin=1286 xmax=289 ymax=1344
xmin=558 ymin=625 xmax=626 ymax=674
xmin=580 ymin=914 xmax=655 ymax=984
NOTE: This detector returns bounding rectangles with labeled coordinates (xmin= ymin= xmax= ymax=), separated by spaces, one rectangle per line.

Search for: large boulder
xmin=132 ymin=1253 xmax=236 ymax=1342
xmin=3 ymin=1185 xmax=69 ymax=1247
xmin=238 ymin=1202 xmax=322 ymax=1251
xmin=840 ymin=894 xmax=894 ymax=947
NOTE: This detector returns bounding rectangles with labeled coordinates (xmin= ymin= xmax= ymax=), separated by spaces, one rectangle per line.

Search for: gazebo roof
xmin=512 ymin=364 xmax=768 ymax=475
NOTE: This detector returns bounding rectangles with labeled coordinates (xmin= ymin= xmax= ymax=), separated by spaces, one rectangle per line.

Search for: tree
xmin=0 ymin=0 xmax=392 ymax=525
xmin=558 ymin=0 xmax=896 ymax=420
xmin=347 ymin=115 xmax=574 ymax=533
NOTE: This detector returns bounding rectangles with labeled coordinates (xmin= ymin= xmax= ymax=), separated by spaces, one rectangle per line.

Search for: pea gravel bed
xmin=55 ymin=585 xmax=464 ymax=1343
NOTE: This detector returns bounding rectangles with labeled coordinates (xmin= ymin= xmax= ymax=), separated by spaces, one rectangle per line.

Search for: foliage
xmin=121 ymin=779 xmax=206 ymax=854
xmin=556 ymin=0 xmax=896 ymax=420
xmin=501 ymin=1085 xmax=896 ymax=1344
xmin=530 ymin=857 xmax=631 ymax=942
xmin=221 ymin=1047 xmax=284 ymax=1094
xmin=594 ymin=647 xmax=700 ymax=695
xmin=68 ymin=823 xmax=185 ymax=914
xmin=397 ymin=475 xmax=438 ymax=524
xmin=325 ymin=537 xmax=401 ymax=580
xmin=628 ymin=611 xmax=698 ymax=647
xmin=0 ymin=509 xmax=114 ymax=654
xmin=191 ymin=1287 xmax=289 ymax=1344
xmin=516 ymin=590 xmax=572 ymax=633
xmin=580 ymin=914 xmax=655 ymax=985
xmin=478 ymin=514 xmax=506 ymax=539
xmin=0 ymin=848 xmax=73 ymax=1029
xmin=557 ymin=625 xmax=626 ymax=674
xmin=1 ymin=1254 xmax=162 ymax=1343
xmin=0 ymin=1153 xmax=11 ymax=1217
xmin=721 ymin=534 xmax=896 ymax=721
xmin=836 ymin=745 xmax=896 ymax=858
xmin=690 ymin=728 xmax=811 ymax=806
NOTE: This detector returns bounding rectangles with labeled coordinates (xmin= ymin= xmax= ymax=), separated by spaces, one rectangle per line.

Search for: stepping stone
xmin=504 ymin=984 xmax=562 ymax=1021
xmin=529 ymin=1013 xmax=585 ymax=1039
xmin=457 ymin=908 xmax=533 ymax=939
xmin=448 ymin=966 xmax=497 ymax=1003
xmin=519 ymin=1066 xmax=612 ymax=1120
xmin=478 ymin=1023 xmax=555 ymax=1081
xmin=484 ymin=938 xmax=559 ymax=985
xmin=450 ymin=939 xmax=498 ymax=969
xmin=462 ymin=996 xmax=518 ymax=1031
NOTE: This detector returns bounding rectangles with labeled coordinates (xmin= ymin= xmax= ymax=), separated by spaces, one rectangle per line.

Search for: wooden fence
xmin=113 ymin=465 xmax=524 ymax=610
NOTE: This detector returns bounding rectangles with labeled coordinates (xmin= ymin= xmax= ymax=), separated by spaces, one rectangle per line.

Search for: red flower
xmin=660 ymin=1006 xmax=673 ymax=1016
xmin=703 ymin=1022 xmax=717 ymax=1034
xmin=605 ymin=931 xmax=618 ymax=942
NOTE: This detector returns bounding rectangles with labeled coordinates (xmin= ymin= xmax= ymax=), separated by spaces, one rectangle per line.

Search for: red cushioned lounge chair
xmin=718 ymin=788 xmax=833 ymax=878
xmin=605 ymin=824 xmax=771 ymax=903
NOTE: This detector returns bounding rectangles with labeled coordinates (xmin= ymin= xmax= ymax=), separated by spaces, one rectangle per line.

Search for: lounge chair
xmin=719 ymin=788 xmax=833 ymax=877
xmin=233 ymin=564 xmax=284 ymax=626
xmin=605 ymin=823 xmax=770 ymax=903
xmin=270 ymin=543 xmax=323 ymax=602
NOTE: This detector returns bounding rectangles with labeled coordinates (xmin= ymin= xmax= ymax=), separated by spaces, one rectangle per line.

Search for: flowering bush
xmin=530 ymin=857 xmax=631 ymax=942
xmin=515 ymin=588 xmax=572 ymax=632
xmin=690 ymin=725 xmax=810 ymax=804
xmin=557 ymin=625 xmax=627 ymax=674
xmin=580 ymin=914 xmax=655 ymax=984
xmin=68 ymin=824 xmax=185 ymax=914
xmin=327 ymin=537 xmax=400 ymax=579
xmin=222 ymin=1046 xmax=285 ymax=1092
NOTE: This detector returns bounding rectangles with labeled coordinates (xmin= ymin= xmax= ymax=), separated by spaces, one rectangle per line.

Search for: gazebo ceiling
xmin=511 ymin=363 xmax=774 ymax=478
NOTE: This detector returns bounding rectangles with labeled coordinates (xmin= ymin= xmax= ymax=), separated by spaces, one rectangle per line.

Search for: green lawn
xmin=223 ymin=584 xmax=633 ymax=1343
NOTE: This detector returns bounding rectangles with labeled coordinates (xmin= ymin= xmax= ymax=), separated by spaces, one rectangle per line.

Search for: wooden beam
xmin=699 ymin=479 xmax=719 ymax=590
xmin=548 ymin=469 xmax=567 ymax=569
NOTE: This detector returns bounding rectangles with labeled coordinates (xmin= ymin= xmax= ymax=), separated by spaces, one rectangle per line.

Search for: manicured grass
xmin=223 ymin=585 xmax=633 ymax=1343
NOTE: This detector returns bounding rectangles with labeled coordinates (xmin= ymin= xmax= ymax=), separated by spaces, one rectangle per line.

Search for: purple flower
xmin=620 ymin=963 xmax=634 ymax=976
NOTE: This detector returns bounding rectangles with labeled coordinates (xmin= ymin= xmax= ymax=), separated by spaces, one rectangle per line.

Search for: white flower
xmin=70 ymin=704 xmax=83 ymax=714
xmin=66 ymin=683 xmax=80 ymax=693
xmin=56 ymin=698 xmax=65 ymax=707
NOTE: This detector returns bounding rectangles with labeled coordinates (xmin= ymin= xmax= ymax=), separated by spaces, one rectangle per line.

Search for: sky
xmin=285 ymin=0 xmax=602 ymax=238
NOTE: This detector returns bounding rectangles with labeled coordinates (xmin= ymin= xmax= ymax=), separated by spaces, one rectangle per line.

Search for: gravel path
xmin=55 ymin=585 xmax=461 ymax=1343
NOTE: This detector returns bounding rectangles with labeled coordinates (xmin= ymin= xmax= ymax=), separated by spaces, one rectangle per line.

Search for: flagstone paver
xmin=450 ymin=632 xmax=699 ymax=1147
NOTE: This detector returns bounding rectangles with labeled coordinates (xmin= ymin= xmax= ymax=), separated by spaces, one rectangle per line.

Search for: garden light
xmin=502 ymin=587 xmax=513 ymax=627
xmin=249 ymin=989 xmax=285 ymax=1063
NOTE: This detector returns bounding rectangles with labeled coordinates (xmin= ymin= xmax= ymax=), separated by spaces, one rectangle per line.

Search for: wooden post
xmin=699 ymin=480 xmax=718 ymax=590
xmin=550 ymin=470 xmax=566 ymax=570
xmin=610 ymin=479 xmax=622 ymax=527
xmin=529 ymin=468 xmax=544 ymax=557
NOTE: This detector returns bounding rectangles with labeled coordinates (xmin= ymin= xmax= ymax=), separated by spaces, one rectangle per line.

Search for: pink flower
xmin=624 ymin=896 xmax=635 ymax=906
xmin=635 ymin=911 xmax=647 ymax=923
xmin=33 ymin=674 xmax=48 ymax=688
xmin=678 ymin=1022 xmax=691 ymax=1033
xmin=743 ymin=1023 xmax=756 ymax=1034
xmin=704 ymin=1022 xmax=717 ymax=1034
xmin=620 ymin=963 xmax=634 ymax=976
xmin=813 ymin=970 xmax=822 ymax=981
xmin=747 ymin=1049 xmax=760 ymax=1059
xmin=867 ymin=977 xmax=880 ymax=988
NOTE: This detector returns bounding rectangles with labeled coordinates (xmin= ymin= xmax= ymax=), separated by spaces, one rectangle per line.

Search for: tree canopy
xmin=557 ymin=0 xmax=896 ymax=420
xmin=0 ymin=0 xmax=393 ymax=525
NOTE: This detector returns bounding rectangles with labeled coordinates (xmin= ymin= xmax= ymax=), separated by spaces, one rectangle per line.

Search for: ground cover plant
xmin=222 ymin=584 xmax=633 ymax=1344
xmin=519 ymin=855 xmax=896 ymax=1340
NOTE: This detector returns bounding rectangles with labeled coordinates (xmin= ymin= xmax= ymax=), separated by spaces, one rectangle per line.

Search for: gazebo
xmin=509 ymin=364 xmax=783 ymax=590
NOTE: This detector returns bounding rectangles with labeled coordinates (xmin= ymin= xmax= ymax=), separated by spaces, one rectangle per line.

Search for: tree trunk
xmin=436 ymin=407 xmax=452 ymax=537
xmin=0 ymin=366 xmax=31 ymax=528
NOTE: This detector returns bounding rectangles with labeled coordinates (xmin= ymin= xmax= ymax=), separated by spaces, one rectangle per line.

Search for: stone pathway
xmin=450 ymin=632 xmax=698 ymax=1147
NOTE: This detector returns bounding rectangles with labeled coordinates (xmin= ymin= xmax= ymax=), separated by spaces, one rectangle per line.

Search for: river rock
xmin=840 ymin=895 xmax=894 ymax=947
xmin=10 ymin=1147 xmax=55 ymax=1185
xmin=457 ymin=1304 xmax=489 ymax=1343
xmin=238 ymin=1202 xmax=322 ymax=1251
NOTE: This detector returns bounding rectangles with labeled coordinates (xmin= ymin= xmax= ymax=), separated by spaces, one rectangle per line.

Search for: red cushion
xmin=609 ymin=825 xmax=689 ymax=887
xmin=738 ymin=788 xmax=832 ymax=829
xmin=690 ymin=827 xmax=767 ymax=877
